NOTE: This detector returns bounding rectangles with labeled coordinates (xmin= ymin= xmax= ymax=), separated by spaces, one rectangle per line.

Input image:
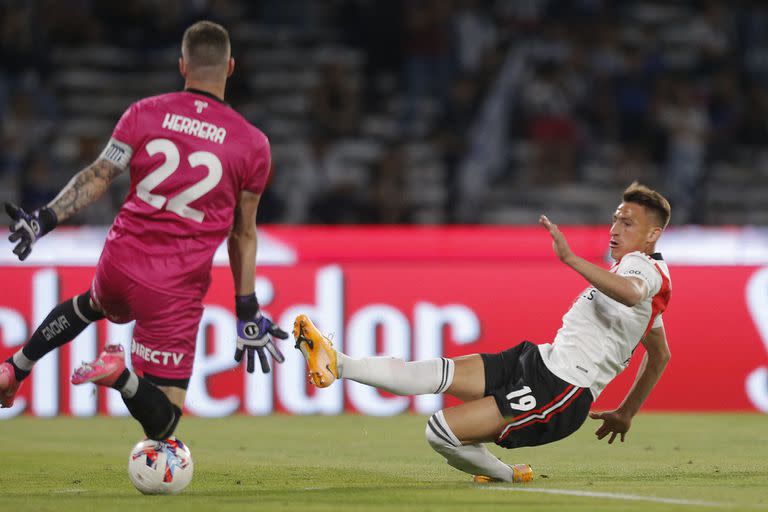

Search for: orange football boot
xmin=473 ymin=464 xmax=534 ymax=483
xmin=293 ymin=314 xmax=339 ymax=388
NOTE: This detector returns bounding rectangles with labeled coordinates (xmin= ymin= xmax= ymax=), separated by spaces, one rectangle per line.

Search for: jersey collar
xmin=184 ymin=88 xmax=228 ymax=105
xmin=650 ymin=252 xmax=663 ymax=260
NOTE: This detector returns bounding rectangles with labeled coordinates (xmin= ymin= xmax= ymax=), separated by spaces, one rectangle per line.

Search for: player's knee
xmin=425 ymin=412 xmax=460 ymax=455
xmin=76 ymin=290 xmax=105 ymax=322
xmin=155 ymin=385 xmax=187 ymax=410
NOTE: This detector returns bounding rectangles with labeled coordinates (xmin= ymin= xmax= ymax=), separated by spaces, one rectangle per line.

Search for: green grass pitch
xmin=0 ymin=413 xmax=766 ymax=511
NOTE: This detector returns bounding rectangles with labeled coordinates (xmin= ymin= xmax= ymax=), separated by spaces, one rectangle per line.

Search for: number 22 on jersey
xmin=136 ymin=138 xmax=222 ymax=223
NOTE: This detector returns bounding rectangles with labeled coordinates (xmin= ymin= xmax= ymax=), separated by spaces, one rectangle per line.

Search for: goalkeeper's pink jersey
xmin=99 ymin=90 xmax=270 ymax=299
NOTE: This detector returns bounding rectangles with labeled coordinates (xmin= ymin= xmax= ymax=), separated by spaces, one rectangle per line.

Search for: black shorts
xmin=482 ymin=341 xmax=593 ymax=449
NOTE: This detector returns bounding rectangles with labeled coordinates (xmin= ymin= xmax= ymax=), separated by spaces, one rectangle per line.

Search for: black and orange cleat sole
xmin=293 ymin=314 xmax=339 ymax=388
xmin=473 ymin=464 xmax=534 ymax=484
xmin=512 ymin=463 xmax=534 ymax=483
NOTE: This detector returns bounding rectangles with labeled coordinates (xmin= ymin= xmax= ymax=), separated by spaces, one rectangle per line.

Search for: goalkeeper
xmin=0 ymin=21 xmax=287 ymax=441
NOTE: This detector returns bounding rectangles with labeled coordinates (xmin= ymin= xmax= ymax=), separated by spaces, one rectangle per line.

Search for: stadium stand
xmin=2 ymin=1 xmax=768 ymax=226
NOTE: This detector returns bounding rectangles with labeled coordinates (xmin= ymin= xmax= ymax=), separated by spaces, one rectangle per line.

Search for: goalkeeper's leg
xmin=119 ymin=374 xmax=185 ymax=441
xmin=71 ymin=344 xmax=184 ymax=440
xmin=425 ymin=397 xmax=532 ymax=483
xmin=294 ymin=314 xmax=485 ymax=398
xmin=69 ymin=281 xmax=198 ymax=441
xmin=1 ymin=291 xmax=105 ymax=407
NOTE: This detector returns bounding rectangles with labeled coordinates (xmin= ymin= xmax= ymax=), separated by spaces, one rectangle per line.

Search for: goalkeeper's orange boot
xmin=473 ymin=464 xmax=534 ymax=484
xmin=293 ymin=314 xmax=338 ymax=388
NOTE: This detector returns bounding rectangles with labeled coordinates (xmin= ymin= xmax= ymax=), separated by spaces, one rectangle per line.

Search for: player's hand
xmin=539 ymin=215 xmax=575 ymax=264
xmin=235 ymin=312 xmax=288 ymax=373
xmin=589 ymin=409 xmax=632 ymax=444
xmin=4 ymin=203 xmax=58 ymax=261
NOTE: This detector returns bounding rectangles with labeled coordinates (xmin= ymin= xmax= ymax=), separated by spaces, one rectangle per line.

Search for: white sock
xmin=337 ymin=354 xmax=454 ymax=395
xmin=12 ymin=350 xmax=35 ymax=371
xmin=426 ymin=410 xmax=516 ymax=482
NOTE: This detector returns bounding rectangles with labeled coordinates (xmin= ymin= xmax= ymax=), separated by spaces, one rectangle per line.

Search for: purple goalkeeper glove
xmin=235 ymin=294 xmax=288 ymax=373
xmin=4 ymin=203 xmax=58 ymax=261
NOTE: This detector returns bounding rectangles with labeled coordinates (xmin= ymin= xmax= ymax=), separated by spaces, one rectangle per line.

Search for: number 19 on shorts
xmin=507 ymin=385 xmax=537 ymax=412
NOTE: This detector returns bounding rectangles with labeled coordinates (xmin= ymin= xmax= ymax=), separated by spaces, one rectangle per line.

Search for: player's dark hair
xmin=622 ymin=181 xmax=672 ymax=229
xmin=181 ymin=20 xmax=230 ymax=68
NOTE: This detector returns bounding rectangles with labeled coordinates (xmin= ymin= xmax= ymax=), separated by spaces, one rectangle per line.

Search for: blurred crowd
xmin=3 ymin=1 xmax=768 ymax=225
xmin=504 ymin=0 xmax=768 ymax=223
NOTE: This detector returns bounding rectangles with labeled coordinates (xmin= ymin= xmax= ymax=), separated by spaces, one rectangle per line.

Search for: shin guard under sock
xmin=122 ymin=377 xmax=182 ymax=440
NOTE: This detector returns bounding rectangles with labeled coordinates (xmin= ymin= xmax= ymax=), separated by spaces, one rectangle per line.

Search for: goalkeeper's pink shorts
xmin=90 ymin=253 xmax=204 ymax=380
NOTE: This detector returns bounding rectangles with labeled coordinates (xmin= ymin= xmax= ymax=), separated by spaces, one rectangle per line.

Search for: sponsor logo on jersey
xmin=131 ymin=339 xmax=185 ymax=366
xmin=194 ymin=100 xmax=208 ymax=114
xmin=161 ymin=113 xmax=226 ymax=144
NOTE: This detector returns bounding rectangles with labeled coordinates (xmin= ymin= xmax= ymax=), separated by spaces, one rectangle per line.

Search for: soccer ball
xmin=127 ymin=436 xmax=194 ymax=495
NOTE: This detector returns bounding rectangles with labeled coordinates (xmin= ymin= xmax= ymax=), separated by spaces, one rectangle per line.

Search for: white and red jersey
xmin=97 ymin=90 xmax=270 ymax=299
xmin=538 ymin=251 xmax=672 ymax=399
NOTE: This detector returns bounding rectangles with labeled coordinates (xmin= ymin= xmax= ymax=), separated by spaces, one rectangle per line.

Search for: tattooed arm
xmin=47 ymin=158 xmax=124 ymax=223
xmin=4 ymin=157 xmax=124 ymax=260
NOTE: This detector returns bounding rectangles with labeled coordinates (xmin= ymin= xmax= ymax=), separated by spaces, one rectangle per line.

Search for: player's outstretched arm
xmin=4 ymin=158 xmax=123 ymax=260
xmin=228 ymin=190 xmax=288 ymax=373
xmin=539 ymin=214 xmax=648 ymax=307
xmin=48 ymin=158 xmax=124 ymax=223
xmin=590 ymin=326 xmax=671 ymax=443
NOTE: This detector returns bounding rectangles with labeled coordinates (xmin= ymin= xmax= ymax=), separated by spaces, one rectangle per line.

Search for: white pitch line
xmin=480 ymin=486 xmax=734 ymax=508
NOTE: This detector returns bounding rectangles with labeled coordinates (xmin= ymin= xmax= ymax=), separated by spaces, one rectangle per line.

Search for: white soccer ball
xmin=127 ymin=436 xmax=194 ymax=495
